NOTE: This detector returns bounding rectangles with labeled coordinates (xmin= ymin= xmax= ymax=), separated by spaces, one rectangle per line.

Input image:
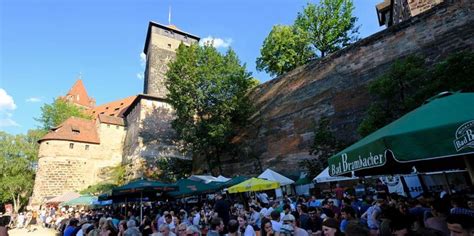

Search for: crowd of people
xmin=1 ymin=182 xmax=473 ymax=236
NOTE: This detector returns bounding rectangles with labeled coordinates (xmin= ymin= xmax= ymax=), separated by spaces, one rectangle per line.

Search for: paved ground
xmin=8 ymin=226 xmax=57 ymax=236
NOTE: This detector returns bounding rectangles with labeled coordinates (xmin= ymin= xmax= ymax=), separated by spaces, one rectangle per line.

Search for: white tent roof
xmin=258 ymin=169 xmax=295 ymax=186
xmin=216 ymin=175 xmax=231 ymax=182
xmin=314 ymin=167 xmax=357 ymax=183
xmin=46 ymin=191 xmax=81 ymax=203
xmin=188 ymin=175 xmax=230 ymax=184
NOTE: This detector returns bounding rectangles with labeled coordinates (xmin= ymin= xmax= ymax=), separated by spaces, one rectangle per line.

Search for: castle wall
xmin=215 ymin=0 xmax=474 ymax=175
xmin=31 ymin=122 xmax=126 ymax=206
xmin=31 ymin=140 xmax=98 ymax=205
xmin=123 ymin=98 xmax=185 ymax=179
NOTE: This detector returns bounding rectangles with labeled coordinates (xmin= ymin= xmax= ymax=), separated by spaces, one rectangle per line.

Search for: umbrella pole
xmin=464 ymin=156 xmax=474 ymax=185
xmin=140 ymin=192 xmax=143 ymax=223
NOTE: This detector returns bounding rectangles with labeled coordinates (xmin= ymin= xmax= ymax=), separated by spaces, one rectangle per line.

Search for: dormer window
xmin=72 ymin=126 xmax=80 ymax=135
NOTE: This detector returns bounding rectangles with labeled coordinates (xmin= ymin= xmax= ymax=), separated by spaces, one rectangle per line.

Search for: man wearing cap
xmin=282 ymin=214 xmax=308 ymax=236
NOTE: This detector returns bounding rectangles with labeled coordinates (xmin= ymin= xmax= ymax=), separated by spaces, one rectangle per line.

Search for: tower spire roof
xmin=62 ymin=79 xmax=96 ymax=108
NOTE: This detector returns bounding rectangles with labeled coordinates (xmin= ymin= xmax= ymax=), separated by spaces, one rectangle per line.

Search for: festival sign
xmin=328 ymin=92 xmax=474 ymax=176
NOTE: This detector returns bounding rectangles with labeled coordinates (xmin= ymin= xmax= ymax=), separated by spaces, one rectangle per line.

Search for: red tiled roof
xmin=97 ymin=114 xmax=125 ymax=126
xmin=90 ymin=96 xmax=136 ymax=118
xmin=39 ymin=117 xmax=100 ymax=144
xmin=60 ymin=80 xmax=96 ymax=108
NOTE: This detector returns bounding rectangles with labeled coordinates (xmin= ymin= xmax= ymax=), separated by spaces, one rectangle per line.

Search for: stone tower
xmin=376 ymin=0 xmax=444 ymax=27
xmin=143 ymin=22 xmax=200 ymax=98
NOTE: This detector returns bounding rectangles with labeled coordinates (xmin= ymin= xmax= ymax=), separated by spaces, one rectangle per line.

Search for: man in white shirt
xmin=270 ymin=211 xmax=282 ymax=233
xmin=192 ymin=210 xmax=200 ymax=226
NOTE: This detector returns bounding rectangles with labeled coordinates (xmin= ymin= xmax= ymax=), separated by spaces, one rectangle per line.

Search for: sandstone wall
xmin=31 ymin=122 xmax=126 ymax=206
xmin=218 ymin=0 xmax=474 ymax=176
xmin=31 ymin=140 xmax=98 ymax=205
xmin=123 ymin=97 xmax=187 ymax=179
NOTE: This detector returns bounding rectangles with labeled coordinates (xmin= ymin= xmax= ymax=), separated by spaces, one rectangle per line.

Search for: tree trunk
xmin=205 ymin=155 xmax=212 ymax=174
xmin=216 ymin=150 xmax=223 ymax=175
xmin=12 ymin=193 xmax=18 ymax=213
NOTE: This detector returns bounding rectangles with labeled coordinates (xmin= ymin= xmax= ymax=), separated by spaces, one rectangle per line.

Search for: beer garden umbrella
xmin=328 ymin=92 xmax=474 ymax=182
xmin=227 ymin=177 xmax=280 ymax=193
xmin=60 ymin=194 xmax=97 ymax=206
xmin=168 ymin=179 xmax=220 ymax=198
xmin=112 ymin=179 xmax=178 ymax=221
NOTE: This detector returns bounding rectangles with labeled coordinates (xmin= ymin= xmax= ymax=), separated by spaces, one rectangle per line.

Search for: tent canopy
xmin=258 ymin=169 xmax=295 ymax=186
xmin=60 ymin=194 xmax=97 ymax=206
xmin=228 ymin=177 xmax=280 ymax=193
xmin=46 ymin=192 xmax=81 ymax=203
xmin=314 ymin=167 xmax=357 ymax=183
xmin=188 ymin=175 xmax=230 ymax=184
xmin=328 ymin=92 xmax=474 ymax=177
xmin=168 ymin=179 xmax=220 ymax=198
xmin=112 ymin=179 xmax=178 ymax=196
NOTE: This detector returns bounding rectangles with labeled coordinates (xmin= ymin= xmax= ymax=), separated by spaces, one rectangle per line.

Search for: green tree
xmin=80 ymin=183 xmax=117 ymax=196
xmin=358 ymin=56 xmax=426 ymax=136
xmin=300 ymin=117 xmax=345 ymax=177
xmin=0 ymin=132 xmax=36 ymax=213
xmin=150 ymin=158 xmax=193 ymax=183
xmin=80 ymin=163 xmax=126 ymax=195
xmin=166 ymin=43 xmax=256 ymax=174
xmin=294 ymin=0 xmax=359 ymax=58
xmin=256 ymin=25 xmax=315 ymax=77
xmin=36 ymin=98 xmax=92 ymax=131
xmin=358 ymin=52 xmax=474 ymax=137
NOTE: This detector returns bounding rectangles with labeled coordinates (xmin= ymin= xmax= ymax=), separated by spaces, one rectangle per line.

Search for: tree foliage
xmin=294 ymin=0 xmax=359 ymax=58
xmin=166 ymin=43 xmax=256 ymax=174
xmin=256 ymin=25 xmax=315 ymax=77
xmin=145 ymin=158 xmax=193 ymax=183
xmin=80 ymin=183 xmax=117 ymax=196
xmin=36 ymin=98 xmax=92 ymax=131
xmin=81 ymin=163 xmax=126 ymax=195
xmin=300 ymin=117 xmax=345 ymax=177
xmin=0 ymin=131 xmax=37 ymax=213
xmin=358 ymin=52 xmax=474 ymax=137
xmin=257 ymin=0 xmax=359 ymax=77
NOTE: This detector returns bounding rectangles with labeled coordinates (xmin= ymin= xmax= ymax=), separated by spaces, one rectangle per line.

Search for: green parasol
xmin=328 ymin=92 xmax=474 ymax=177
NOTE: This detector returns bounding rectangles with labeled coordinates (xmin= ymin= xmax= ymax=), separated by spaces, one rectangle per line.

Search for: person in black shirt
xmin=214 ymin=193 xmax=230 ymax=232
xmin=307 ymin=207 xmax=322 ymax=235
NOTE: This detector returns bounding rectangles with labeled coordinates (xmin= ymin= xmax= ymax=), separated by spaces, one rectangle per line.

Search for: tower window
xmin=168 ymin=44 xmax=172 ymax=48
xmin=85 ymin=145 xmax=89 ymax=150
xmin=69 ymin=143 xmax=74 ymax=149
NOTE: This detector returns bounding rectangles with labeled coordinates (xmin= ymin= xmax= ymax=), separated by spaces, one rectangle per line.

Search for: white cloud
xmin=0 ymin=88 xmax=16 ymax=111
xmin=140 ymin=52 xmax=146 ymax=67
xmin=199 ymin=36 xmax=233 ymax=49
xmin=26 ymin=97 xmax=42 ymax=103
xmin=0 ymin=118 xmax=20 ymax=127
xmin=136 ymin=72 xmax=144 ymax=80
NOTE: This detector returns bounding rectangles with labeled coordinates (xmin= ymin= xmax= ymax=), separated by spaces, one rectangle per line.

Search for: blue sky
xmin=0 ymin=0 xmax=383 ymax=135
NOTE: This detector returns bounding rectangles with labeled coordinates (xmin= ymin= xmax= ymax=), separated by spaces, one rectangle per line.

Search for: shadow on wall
xmin=137 ymin=106 xmax=191 ymax=179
